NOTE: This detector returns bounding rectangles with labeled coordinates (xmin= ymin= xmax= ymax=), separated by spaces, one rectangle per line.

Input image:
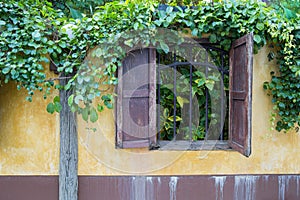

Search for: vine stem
xmin=44 ymin=76 xmax=73 ymax=82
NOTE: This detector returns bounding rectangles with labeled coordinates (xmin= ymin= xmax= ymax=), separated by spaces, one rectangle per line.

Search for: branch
xmin=45 ymin=76 xmax=73 ymax=82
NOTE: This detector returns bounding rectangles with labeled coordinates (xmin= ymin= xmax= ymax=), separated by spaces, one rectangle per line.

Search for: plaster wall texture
xmin=0 ymin=46 xmax=299 ymax=175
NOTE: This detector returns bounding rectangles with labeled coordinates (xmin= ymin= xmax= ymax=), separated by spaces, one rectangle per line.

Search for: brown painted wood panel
xmin=1 ymin=175 xmax=300 ymax=200
xmin=0 ymin=176 xmax=58 ymax=200
xmin=116 ymin=48 xmax=156 ymax=148
xmin=229 ymin=33 xmax=253 ymax=157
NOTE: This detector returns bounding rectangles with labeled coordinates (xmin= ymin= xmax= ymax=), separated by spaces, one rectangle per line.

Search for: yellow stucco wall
xmin=0 ymin=46 xmax=299 ymax=175
xmin=0 ymin=70 xmax=60 ymax=175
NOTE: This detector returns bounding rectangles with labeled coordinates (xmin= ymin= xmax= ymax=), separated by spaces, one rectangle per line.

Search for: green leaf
xmin=104 ymin=101 xmax=113 ymax=109
xmin=154 ymin=20 xmax=162 ymax=26
xmin=161 ymin=84 xmax=173 ymax=90
xmin=164 ymin=122 xmax=170 ymax=130
xmin=82 ymin=107 xmax=89 ymax=122
xmin=97 ymin=104 xmax=104 ymax=112
xmin=59 ymin=41 xmax=67 ymax=48
xmin=163 ymin=108 xmax=169 ymax=118
xmin=166 ymin=16 xmax=173 ymax=23
xmin=101 ymin=95 xmax=110 ymax=101
xmin=54 ymin=102 xmax=62 ymax=112
xmin=32 ymin=31 xmax=41 ymax=40
xmin=65 ymin=82 xmax=72 ymax=90
xmin=283 ymin=7 xmax=296 ymax=19
xmin=47 ymin=103 xmax=55 ymax=114
xmin=90 ymin=108 xmax=98 ymax=123
xmin=208 ymin=74 xmax=220 ymax=81
xmin=209 ymin=33 xmax=217 ymax=43
xmin=26 ymin=96 xmax=32 ymax=102
xmin=166 ymin=6 xmax=173 ymax=14
xmin=53 ymin=96 xmax=60 ymax=103
xmin=69 ymin=7 xmax=83 ymax=19
xmin=167 ymin=116 xmax=182 ymax=122
xmin=133 ymin=22 xmax=139 ymax=30
xmin=278 ymin=102 xmax=285 ymax=109
xmin=87 ymin=94 xmax=94 ymax=100
xmin=77 ymin=76 xmax=83 ymax=84
xmin=205 ymin=80 xmax=215 ymax=91
xmin=263 ymin=82 xmax=269 ymax=90
xmin=191 ymin=28 xmax=198 ymax=36
xmin=184 ymin=20 xmax=192 ymax=27
xmin=0 ymin=20 xmax=6 ymax=26
xmin=176 ymin=96 xmax=189 ymax=108
xmin=124 ymin=39 xmax=133 ymax=47
xmin=2 ymin=68 xmax=10 ymax=74
xmin=160 ymin=42 xmax=169 ymax=54
xmin=195 ymin=78 xmax=205 ymax=87
xmin=74 ymin=95 xmax=83 ymax=104
xmin=253 ymin=35 xmax=261 ymax=43
xmin=41 ymin=37 xmax=48 ymax=43
xmin=68 ymin=94 xmax=74 ymax=107
xmin=70 ymin=105 xmax=76 ymax=113
xmin=256 ymin=23 xmax=264 ymax=31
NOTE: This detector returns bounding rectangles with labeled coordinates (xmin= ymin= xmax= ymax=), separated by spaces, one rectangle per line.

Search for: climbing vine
xmin=0 ymin=1 xmax=63 ymax=101
xmin=0 ymin=0 xmax=299 ymax=132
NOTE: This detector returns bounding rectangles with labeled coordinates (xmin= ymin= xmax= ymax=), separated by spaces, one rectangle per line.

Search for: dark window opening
xmin=156 ymin=44 xmax=230 ymax=149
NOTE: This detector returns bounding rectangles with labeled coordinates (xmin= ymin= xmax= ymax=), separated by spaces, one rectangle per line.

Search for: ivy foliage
xmin=0 ymin=1 xmax=64 ymax=101
xmin=49 ymin=0 xmax=113 ymax=18
xmin=262 ymin=0 xmax=300 ymax=132
xmin=0 ymin=0 xmax=299 ymax=132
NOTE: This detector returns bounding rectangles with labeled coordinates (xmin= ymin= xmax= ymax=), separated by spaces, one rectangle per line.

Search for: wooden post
xmin=59 ymin=75 xmax=78 ymax=200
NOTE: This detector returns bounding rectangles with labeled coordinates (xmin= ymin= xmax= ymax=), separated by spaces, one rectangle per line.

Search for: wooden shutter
xmin=116 ymin=48 xmax=156 ymax=148
xmin=229 ymin=33 xmax=253 ymax=157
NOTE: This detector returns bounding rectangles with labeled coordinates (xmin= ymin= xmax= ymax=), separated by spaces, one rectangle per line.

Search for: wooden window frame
xmin=116 ymin=33 xmax=253 ymax=157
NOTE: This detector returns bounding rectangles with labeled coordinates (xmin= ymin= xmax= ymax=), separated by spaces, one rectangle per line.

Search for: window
xmin=156 ymin=42 xmax=229 ymax=151
xmin=116 ymin=33 xmax=253 ymax=157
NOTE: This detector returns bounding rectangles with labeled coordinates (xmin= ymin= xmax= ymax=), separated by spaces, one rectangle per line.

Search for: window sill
xmin=157 ymin=140 xmax=231 ymax=151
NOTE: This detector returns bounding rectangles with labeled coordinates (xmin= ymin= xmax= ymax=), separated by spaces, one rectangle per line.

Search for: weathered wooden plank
xmin=59 ymin=74 xmax=78 ymax=200
xmin=229 ymin=33 xmax=253 ymax=157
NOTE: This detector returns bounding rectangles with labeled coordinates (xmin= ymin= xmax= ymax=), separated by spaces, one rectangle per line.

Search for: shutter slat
xmin=231 ymin=91 xmax=247 ymax=100
xmin=229 ymin=33 xmax=253 ymax=157
xmin=122 ymin=140 xmax=149 ymax=148
xmin=123 ymin=89 xmax=149 ymax=98
xmin=116 ymin=48 xmax=156 ymax=149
